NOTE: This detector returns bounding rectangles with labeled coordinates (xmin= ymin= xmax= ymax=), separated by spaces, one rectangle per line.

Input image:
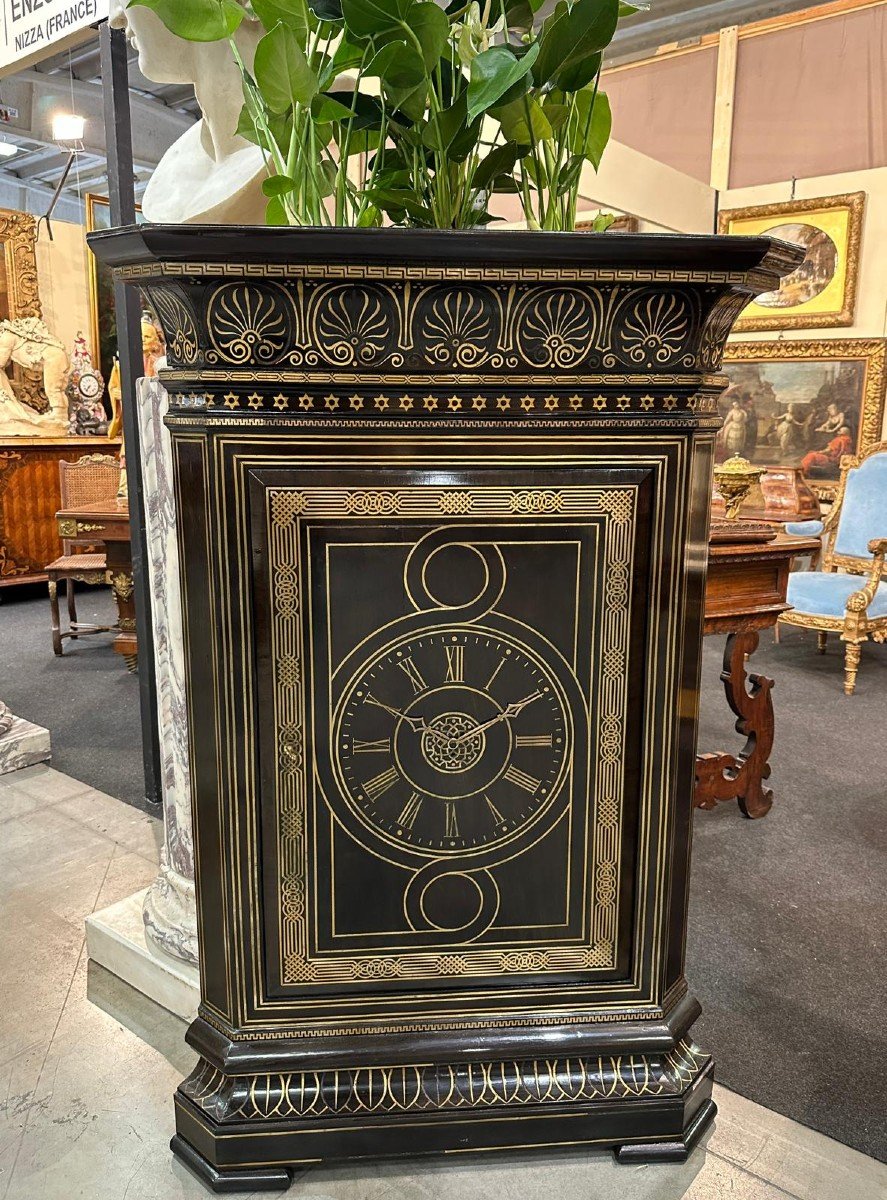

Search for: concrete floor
xmin=1 ymin=765 xmax=886 ymax=1200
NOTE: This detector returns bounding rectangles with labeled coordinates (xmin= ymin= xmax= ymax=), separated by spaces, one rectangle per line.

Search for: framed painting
xmin=718 ymin=192 xmax=865 ymax=332
xmin=722 ymin=339 xmax=886 ymax=500
xmin=85 ymin=194 xmax=145 ymax=385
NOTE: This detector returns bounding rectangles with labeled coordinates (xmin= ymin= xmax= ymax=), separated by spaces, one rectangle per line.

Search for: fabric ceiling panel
xmin=603 ymin=47 xmax=719 ymax=184
xmin=730 ymin=6 xmax=887 ymax=188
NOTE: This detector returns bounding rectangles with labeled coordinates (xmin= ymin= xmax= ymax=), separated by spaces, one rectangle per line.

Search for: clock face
xmin=333 ymin=627 xmax=571 ymax=859
xmin=77 ymin=370 xmax=102 ymax=399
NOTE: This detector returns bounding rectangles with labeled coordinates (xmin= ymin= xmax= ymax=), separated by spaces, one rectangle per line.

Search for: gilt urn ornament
xmin=90 ymin=225 xmax=800 ymax=1191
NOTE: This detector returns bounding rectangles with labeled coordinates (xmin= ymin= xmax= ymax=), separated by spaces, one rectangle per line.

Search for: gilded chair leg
xmin=817 ymin=631 xmax=828 ymax=654
xmin=773 ymin=622 xmax=781 ymax=644
xmin=843 ymin=640 xmax=863 ymax=695
xmin=48 ymin=579 xmax=62 ymax=656
xmin=67 ymin=579 xmax=78 ymax=637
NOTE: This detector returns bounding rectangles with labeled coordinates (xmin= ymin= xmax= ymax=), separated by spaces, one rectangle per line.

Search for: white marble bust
xmin=109 ymin=0 xmax=267 ymax=224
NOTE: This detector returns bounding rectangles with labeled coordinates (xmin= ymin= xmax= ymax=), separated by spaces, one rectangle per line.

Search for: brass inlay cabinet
xmin=90 ymin=225 xmax=798 ymax=1192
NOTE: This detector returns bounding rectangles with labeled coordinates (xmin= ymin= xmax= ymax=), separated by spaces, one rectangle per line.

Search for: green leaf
xmin=254 ymin=22 xmax=318 ymax=112
xmin=127 ymin=0 xmax=244 ymax=40
xmin=265 ymin=195 xmax=290 ymax=224
xmin=357 ymin=202 xmax=382 ymax=226
xmin=555 ymin=153 xmax=583 ymax=194
xmin=541 ymin=99 xmax=570 ymax=132
xmin=235 ymin=103 xmax=260 ymax=145
xmin=251 ymin=0 xmax=309 ymax=41
xmin=365 ymin=40 xmax=425 ymax=89
xmin=387 ymin=81 xmax=428 ymax=122
xmin=471 ymin=142 xmax=520 ymax=189
xmin=533 ymin=0 xmax=618 ymax=90
xmin=338 ymin=126 xmax=382 ymax=155
xmin=569 ymin=88 xmax=611 ymax=167
xmin=422 ymin=93 xmax=480 ymax=160
xmin=590 ymin=210 xmax=616 ymax=230
xmin=408 ymin=2 xmax=448 ymax=69
xmin=502 ymin=0 xmax=535 ymax=31
xmin=467 ymin=43 xmax=539 ymax=125
xmin=489 ymin=174 xmax=520 ymax=193
xmin=322 ymin=35 xmax=366 ymax=83
xmin=325 ymin=89 xmax=384 ymax=129
xmin=262 ymin=174 xmax=297 ymax=196
xmin=493 ymin=96 xmax=552 ymax=145
xmin=306 ymin=0 xmax=343 ymax=21
xmin=311 ymin=93 xmax=356 ymax=122
xmin=341 ymin=0 xmax=413 ymax=40
xmin=556 ymin=47 xmax=602 ymax=92
xmin=366 ymin=187 xmax=435 ymax=223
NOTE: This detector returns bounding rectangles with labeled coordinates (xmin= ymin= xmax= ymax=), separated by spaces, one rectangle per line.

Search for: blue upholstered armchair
xmin=781 ymin=443 xmax=887 ymax=694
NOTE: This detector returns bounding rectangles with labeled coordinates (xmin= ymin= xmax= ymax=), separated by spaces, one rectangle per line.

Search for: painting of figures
xmin=722 ymin=340 xmax=886 ymax=498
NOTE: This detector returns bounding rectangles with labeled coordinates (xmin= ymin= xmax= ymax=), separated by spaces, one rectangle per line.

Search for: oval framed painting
xmin=718 ymin=192 xmax=865 ymax=332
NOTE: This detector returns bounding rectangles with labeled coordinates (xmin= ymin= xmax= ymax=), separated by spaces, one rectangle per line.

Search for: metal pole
xmin=99 ymin=21 xmax=162 ymax=805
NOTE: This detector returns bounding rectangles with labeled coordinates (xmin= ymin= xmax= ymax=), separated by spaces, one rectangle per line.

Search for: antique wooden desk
xmin=695 ymin=530 xmax=821 ymax=818
xmin=56 ymin=497 xmax=136 ymax=671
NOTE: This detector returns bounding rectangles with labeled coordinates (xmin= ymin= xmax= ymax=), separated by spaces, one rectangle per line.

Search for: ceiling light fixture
xmin=52 ymin=113 xmax=85 ymax=143
xmin=39 ymin=113 xmax=87 ymax=242
xmin=0 ymin=142 xmax=17 ymax=158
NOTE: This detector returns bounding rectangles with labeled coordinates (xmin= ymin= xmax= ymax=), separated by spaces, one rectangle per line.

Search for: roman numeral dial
xmin=334 ymin=628 xmax=571 ymax=858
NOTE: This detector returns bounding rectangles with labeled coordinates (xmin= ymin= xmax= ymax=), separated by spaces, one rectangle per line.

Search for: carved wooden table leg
xmin=106 ymin=540 xmax=138 ymax=672
xmin=694 ymin=631 xmax=774 ymax=819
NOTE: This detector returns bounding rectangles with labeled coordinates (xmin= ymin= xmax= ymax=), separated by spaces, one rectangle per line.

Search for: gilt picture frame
xmin=85 ymin=194 xmax=145 ymax=386
xmin=718 ymin=192 xmax=865 ymax=332
xmin=0 ymin=208 xmax=47 ymax=418
xmin=722 ymin=338 xmax=886 ymax=500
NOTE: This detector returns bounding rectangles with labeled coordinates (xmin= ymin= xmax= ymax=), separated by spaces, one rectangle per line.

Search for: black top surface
xmin=87 ymin=223 xmax=803 ymax=276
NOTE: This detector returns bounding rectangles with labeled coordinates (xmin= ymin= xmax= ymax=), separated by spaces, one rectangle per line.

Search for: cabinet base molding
xmin=171 ymin=1042 xmax=714 ymax=1187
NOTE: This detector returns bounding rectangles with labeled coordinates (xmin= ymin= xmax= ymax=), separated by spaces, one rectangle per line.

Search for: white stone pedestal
xmin=86 ymin=889 xmax=199 ymax=1022
xmin=84 ymin=377 xmax=201 ymax=1021
xmin=0 ymin=703 xmax=50 ymax=774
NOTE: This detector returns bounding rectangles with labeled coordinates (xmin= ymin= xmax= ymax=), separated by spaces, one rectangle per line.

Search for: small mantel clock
xmin=89 ymin=224 xmax=798 ymax=1192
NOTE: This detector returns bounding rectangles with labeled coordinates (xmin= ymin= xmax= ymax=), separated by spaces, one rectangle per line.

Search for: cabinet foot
xmin=171 ymin=1135 xmax=292 ymax=1194
xmin=614 ymin=1098 xmax=716 ymax=1164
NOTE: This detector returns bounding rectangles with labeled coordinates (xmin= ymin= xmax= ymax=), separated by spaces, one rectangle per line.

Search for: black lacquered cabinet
xmin=90 ymin=225 xmax=798 ymax=1191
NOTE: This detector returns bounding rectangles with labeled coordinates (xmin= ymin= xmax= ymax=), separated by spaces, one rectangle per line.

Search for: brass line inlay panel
xmin=267 ymin=483 xmax=637 ymax=987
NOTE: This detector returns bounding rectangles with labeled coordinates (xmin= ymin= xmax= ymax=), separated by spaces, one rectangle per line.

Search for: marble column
xmin=0 ymin=700 xmax=50 ymax=774
xmin=137 ymin=377 xmax=198 ymax=968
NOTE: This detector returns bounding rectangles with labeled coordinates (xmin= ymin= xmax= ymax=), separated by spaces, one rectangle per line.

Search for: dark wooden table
xmin=56 ymin=497 xmax=137 ymax=671
xmin=695 ymin=530 xmax=821 ymax=818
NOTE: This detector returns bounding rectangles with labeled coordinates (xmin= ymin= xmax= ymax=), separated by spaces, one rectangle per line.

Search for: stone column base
xmin=0 ymin=710 xmax=50 ymax=775
xmin=143 ymin=859 xmax=199 ymax=967
xmin=86 ymin=888 xmax=199 ymax=1022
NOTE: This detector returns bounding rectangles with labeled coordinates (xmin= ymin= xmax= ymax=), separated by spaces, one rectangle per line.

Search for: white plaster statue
xmin=108 ymin=0 xmax=267 ymax=224
xmin=0 ymin=318 xmax=69 ymax=434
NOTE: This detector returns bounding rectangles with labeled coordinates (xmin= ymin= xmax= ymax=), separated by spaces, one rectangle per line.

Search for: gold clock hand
xmin=450 ymin=690 xmax=544 ymax=744
xmin=364 ymin=695 xmax=448 ymax=741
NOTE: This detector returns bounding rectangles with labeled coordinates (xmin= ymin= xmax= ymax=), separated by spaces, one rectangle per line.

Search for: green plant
xmin=130 ymin=0 xmax=639 ymax=229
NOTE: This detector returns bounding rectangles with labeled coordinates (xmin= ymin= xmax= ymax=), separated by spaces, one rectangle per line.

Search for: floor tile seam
xmin=0 ymin=789 xmax=97 ymax=827
xmin=706 ymin=1144 xmax=837 ymax=1200
xmin=0 ymin=790 xmax=162 ymax=854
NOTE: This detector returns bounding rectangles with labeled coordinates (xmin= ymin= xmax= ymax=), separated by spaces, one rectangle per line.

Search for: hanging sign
xmin=0 ymin=0 xmax=109 ymax=74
